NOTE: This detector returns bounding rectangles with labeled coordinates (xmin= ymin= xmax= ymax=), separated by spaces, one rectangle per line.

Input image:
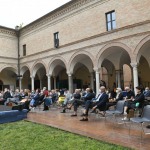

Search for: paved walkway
xmin=26 ymin=107 xmax=150 ymax=150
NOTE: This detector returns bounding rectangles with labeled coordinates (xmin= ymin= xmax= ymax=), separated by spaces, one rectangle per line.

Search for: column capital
xmin=93 ymin=67 xmax=99 ymax=72
xmin=30 ymin=76 xmax=35 ymax=79
xmin=95 ymin=70 xmax=100 ymax=74
xmin=130 ymin=63 xmax=138 ymax=68
xmin=67 ymin=73 xmax=72 ymax=77
xmin=19 ymin=77 xmax=23 ymax=80
xmin=46 ymin=74 xmax=51 ymax=77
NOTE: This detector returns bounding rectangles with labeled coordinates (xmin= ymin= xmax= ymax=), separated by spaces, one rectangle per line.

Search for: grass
xmin=0 ymin=121 xmax=131 ymax=150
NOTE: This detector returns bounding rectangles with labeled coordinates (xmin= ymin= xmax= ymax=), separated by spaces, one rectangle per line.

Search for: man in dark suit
xmin=80 ymin=86 xmax=108 ymax=121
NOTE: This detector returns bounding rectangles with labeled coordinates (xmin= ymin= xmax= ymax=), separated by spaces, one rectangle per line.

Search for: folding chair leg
xmin=104 ymin=114 xmax=107 ymax=123
xmin=140 ymin=123 xmax=144 ymax=142
xmin=129 ymin=121 xmax=132 ymax=136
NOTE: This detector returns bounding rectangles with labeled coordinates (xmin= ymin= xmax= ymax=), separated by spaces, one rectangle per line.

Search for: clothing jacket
xmin=96 ymin=92 xmax=108 ymax=108
xmin=3 ymin=91 xmax=12 ymax=100
xmin=84 ymin=92 xmax=95 ymax=101
xmin=73 ymin=93 xmax=81 ymax=100
xmin=133 ymin=92 xmax=145 ymax=108
xmin=144 ymin=91 xmax=150 ymax=97
xmin=116 ymin=92 xmax=124 ymax=102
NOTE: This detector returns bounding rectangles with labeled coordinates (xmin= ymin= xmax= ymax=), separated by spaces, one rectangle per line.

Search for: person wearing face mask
xmin=124 ymin=87 xmax=135 ymax=100
xmin=106 ymin=87 xmax=124 ymax=110
xmin=144 ymin=87 xmax=150 ymax=97
xmin=122 ymin=86 xmax=145 ymax=121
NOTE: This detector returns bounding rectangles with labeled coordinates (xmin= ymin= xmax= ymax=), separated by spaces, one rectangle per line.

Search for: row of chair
xmin=104 ymin=101 xmax=150 ymax=140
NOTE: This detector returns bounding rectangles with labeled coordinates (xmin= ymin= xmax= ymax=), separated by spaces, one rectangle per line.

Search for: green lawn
xmin=0 ymin=121 xmax=131 ymax=150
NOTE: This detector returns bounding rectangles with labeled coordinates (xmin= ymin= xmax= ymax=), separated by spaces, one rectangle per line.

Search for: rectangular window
xmin=23 ymin=44 xmax=26 ymax=56
xmin=54 ymin=32 xmax=59 ymax=48
xmin=106 ymin=11 xmax=116 ymax=31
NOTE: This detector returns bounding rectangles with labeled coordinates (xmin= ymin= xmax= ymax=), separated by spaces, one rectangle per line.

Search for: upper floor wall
xmin=0 ymin=26 xmax=18 ymax=59
xmin=19 ymin=0 xmax=150 ymax=56
xmin=0 ymin=26 xmax=18 ymax=67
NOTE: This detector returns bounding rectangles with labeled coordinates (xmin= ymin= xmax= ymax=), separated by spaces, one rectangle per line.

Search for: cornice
xmin=0 ymin=56 xmax=18 ymax=60
xmin=20 ymin=0 xmax=105 ymax=36
xmin=0 ymin=0 xmax=107 ymax=37
xmin=0 ymin=26 xmax=16 ymax=36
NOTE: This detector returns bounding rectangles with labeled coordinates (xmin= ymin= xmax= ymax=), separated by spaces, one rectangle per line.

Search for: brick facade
xmin=0 ymin=0 xmax=150 ymax=90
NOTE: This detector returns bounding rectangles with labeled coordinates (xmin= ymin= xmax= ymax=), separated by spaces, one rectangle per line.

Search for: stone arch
xmin=48 ymin=56 xmax=68 ymax=75
xmin=134 ymin=35 xmax=150 ymax=63
xmin=68 ymin=50 xmax=95 ymax=74
xmin=134 ymin=35 xmax=150 ymax=54
xmin=31 ymin=60 xmax=47 ymax=77
xmin=95 ymin=42 xmax=133 ymax=69
xmin=0 ymin=65 xmax=17 ymax=74
xmin=20 ymin=64 xmax=31 ymax=76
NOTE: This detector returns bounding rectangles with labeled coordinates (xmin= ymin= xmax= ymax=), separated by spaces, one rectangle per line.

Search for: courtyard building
xmin=0 ymin=0 xmax=150 ymax=94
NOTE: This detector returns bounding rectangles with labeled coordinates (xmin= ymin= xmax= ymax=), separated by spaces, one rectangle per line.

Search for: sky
xmin=0 ymin=0 xmax=71 ymax=29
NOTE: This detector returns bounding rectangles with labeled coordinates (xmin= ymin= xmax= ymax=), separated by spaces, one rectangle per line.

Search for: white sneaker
xmin=122 ymin=117 xmax=129 ymax=121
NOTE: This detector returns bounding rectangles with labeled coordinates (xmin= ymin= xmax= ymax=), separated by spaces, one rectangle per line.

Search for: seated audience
xmin=69 ymin=89 xmax=83 ymax=116
xmin=144 ymin=87 xmax=150 ymax=97
xmin=69 ymin=88 xmax=95 ymax=116
xmin=0 ymin=91 xmax=4 ymax=105
xmin=5 ymin=89 xmax=20 ymax=105
xmin=80 ymin=86 xmax=108 ymax=121
xmin=29 ymin=89 xmax=40 ymax=108
xmin=51 ymin=90 xmax=58 ymax=103
xmin=57 ymin=90 xmax=66 ymax=106
xmin=2 ymin=88 xmax=12 ymax=105
xmin=125 ymin=87 xmax=135 ymax=100
xmin=60 ymin=90 xmax=72 ymax=113
xmin=106 ymin=87 xmax=123 ymax=110
xmin=122 ymin=86 xmax=145 ymax=120
xmin=42 ymin=91 xmax=52 ymax=111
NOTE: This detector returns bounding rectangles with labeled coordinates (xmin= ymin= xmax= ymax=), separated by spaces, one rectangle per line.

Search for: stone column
xmin=31 ymin=76 xmax=35 ymax=91
xmin=68 ymin=74 xmax=73 ymax=93
xmin=131 ymin=63 xmax=139 ymax=93
xmin=116 ymin=70 xmax=121 ymax=88
xmin=53 ymin=76 xmax=56 ymax=89
xmin=90 ymin=72 xmax=94 ymax=90
xmin=47 ymin=75 xmax=51 ymax=91
xmin=95 ymin=70 xmax=100 ymax=95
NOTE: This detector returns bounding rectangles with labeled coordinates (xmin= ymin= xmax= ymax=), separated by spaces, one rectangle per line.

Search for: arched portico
xmin=96 ymin=43 xmax=132 ymax=93
xmin=101 ymin=59 xmax=115 ymax=89
xmin=0 ymin=66 xmax=18 ymax=91
xmin=48 ymin=57 xmax=67 ymax=90
xmin=31 ymin=61 xmax=47 ymax=90
xmin=135 ymin=36 xmax=150 ymax=88
xmin=68 ymin=52 xmax=94 ymax=93
xmin=20 ymin=65 xmax=31 ymax=90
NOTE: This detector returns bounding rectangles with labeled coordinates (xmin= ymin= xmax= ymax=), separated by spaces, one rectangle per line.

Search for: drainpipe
xmin=15 ymin=26 xmax=21 ymax=90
